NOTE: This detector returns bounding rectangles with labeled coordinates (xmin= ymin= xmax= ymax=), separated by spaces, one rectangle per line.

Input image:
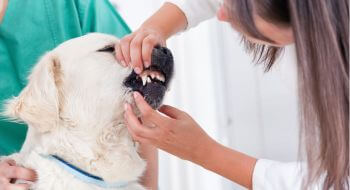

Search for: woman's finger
xmin=124 ymin=103 xmax=154 ymax=139
xmin=159 ymin=105 xmax=187 ymax=119
xmin=142 ymin=35 xmax=158 ymax=68
xmin=115 ymin=42 xmax=126 ymax=66
xmin=130 ymin=33 xmax=148 ymax=74
xmin=120 ymin=34 xmax=134 ymax=66
xmin=6 ymin=166 xmax=37 ymax=182
xmin=132 ymin=92 xmax=165 ymax=125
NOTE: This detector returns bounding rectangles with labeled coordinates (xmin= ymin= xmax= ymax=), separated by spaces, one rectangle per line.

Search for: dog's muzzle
xmin=123 ymin=46 xmax=174 ymax=109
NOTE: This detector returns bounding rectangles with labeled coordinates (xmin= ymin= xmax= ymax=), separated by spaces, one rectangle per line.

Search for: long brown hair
xmin=226 ymin=0 xmax=349 ymax=189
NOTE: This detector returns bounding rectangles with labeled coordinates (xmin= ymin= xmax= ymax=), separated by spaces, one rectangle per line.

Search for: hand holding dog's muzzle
xmin=0 ymin=160 xmax=37 ymax=190
xmin=115 ymin=28 xmax=166 ymax=74
xmin=124 ymin=92 xmax=217 ymax=164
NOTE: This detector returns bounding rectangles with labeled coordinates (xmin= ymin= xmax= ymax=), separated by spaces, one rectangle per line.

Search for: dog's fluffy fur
xmin=1 ymin=33 xmax=148 ymax=190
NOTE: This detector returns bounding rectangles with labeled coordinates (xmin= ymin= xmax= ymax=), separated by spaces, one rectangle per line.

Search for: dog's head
xmin=3 ymin=33 xmax=174 ymax=132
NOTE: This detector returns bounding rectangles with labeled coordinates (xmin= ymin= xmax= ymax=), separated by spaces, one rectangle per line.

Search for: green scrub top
xmin=0 ymin=0 xmax=131 ymax=155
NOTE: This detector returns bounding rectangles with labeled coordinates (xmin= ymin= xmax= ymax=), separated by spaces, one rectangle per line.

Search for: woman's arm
xmin=196 ymin=141 xmax=257 ymax=189
xmin=126 ymin=93 xmax=321 ymax=190
xmin=141 ymin=3 xmax=188 ymax=40
xmin=139 ymin=129 xmax=257 ymax=189
xmin=115 ymin=0 xmax=220 ymax=73
xmin=139 ymin=143 xmax=159 ymax=190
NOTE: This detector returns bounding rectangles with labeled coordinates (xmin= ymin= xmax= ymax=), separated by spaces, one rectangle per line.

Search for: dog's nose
xmin=153 ymin=45 xmax=171 ymax=56
xmin=151 ymin=46 xmax=173 ymax=67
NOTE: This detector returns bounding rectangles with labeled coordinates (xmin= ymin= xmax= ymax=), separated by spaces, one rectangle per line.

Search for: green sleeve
xmin=78 ymin=0 xmax=131 ymax=37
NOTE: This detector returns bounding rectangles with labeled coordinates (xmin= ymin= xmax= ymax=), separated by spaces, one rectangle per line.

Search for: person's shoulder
xmin=71 ymin=0 xmax=130 ymax=37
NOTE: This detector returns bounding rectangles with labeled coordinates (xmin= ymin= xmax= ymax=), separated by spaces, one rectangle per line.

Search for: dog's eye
xmin=98 ymin=45 xmax=115 ymax=53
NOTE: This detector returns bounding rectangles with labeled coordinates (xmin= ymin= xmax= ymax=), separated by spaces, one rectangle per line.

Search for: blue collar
xmin=41 ymin=154 xmax=135 ymax=189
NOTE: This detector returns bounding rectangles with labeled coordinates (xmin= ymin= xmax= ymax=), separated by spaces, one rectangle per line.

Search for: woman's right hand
xmin=115 ymin=27 xmax=166 ymax=74
xmin=0 ymin=159 xmax=36 ymax=190
xmin=115 ymin=2 xmax=188 ymax=74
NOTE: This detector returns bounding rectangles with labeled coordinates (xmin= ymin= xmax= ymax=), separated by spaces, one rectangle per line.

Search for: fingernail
xmin=134 ymin=67 xmax=141 ymax=74
xmin=121 ymin=61 xmax=126 ymax=67
xmin=133 ymin=92 xmax=139 ymax=99
xmin=144 ymin=61 xmax=150 ymax=68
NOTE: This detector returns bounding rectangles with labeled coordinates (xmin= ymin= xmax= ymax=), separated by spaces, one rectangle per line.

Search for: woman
xmin=119 ymin=0 xmax=349 ymax=189
xmin=0 ymin=0 xmax=157 ymax=189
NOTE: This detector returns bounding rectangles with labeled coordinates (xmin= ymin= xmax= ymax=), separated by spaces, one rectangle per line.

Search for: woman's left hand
xmin=124 ymin=92 xmax=217 ymax=163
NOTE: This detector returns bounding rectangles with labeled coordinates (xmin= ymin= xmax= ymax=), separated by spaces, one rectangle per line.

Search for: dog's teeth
xmin=147 ymin=77 xmax=152 ymax=83
xmin=142 ymin=75 xmax=147 ymax=86
xmin=156 ymin=75 xmax=165 ymax=82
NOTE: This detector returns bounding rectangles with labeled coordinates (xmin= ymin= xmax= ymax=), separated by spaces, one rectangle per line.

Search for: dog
xmin=1 ymin=33 xmax=174 ymax=190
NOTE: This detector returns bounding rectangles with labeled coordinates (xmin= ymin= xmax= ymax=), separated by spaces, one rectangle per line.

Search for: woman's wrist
xmin=138 ymin=25 xmax=167 ymax=43
xmin=192 ymin=138 xmax=257 ymax=189
xmin=191 ymin=137 xmax=221 ymax=166
xmin=140 ymin=3 xmax=187 ymax=40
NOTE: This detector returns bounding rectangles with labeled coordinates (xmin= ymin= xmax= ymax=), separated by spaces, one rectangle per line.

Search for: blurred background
xmin=111 ymin=1 xmax=299 ymax=189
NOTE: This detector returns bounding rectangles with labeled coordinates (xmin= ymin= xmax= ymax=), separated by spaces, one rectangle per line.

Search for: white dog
xmin=1 ymin=33 xmax=174 ymax=190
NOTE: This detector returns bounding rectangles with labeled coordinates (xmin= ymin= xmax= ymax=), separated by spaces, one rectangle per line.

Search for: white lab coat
xmin=166 ymin=0 xmax=324 ymax=189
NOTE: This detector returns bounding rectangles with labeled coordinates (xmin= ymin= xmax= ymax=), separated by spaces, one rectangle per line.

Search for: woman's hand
xmin=124 ymin=92 xmax=257 ymax=189
xmin=115 ymin=28 xmax=166 ymax=74
xmin=0 ymin=159 xmax=36 ymax=190
xmin=124 ymin=92 xmax=217 ymax=163
xmin=115 ymin=3 xmax=188 ymax=74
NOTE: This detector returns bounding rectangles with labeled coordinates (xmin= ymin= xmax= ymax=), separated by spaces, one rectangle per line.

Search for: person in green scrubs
xmin=0 ymin=0 xmax=157 ymax=189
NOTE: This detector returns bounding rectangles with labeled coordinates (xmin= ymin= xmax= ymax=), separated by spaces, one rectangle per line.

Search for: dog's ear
xmin=3 ymin=53 xmax=62 ymax=133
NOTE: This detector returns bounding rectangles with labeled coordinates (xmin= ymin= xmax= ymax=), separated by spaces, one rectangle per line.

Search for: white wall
xmin=112 ymin=1 xmax=300 ymax=189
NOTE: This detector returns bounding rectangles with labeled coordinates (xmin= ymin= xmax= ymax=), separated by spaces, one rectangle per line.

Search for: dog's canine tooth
xmin=139 ymin=70 xmax=165 ymax=84
xmin=142 ymin=75 xmax=147 ymax=86
xmin=156 ymin=75 xmax=165 ymax=82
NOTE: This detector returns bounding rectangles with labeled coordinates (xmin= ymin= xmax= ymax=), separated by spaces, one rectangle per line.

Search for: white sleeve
xmin=253 ymin=159 xmax=323 ymax=190
xmin=166 ymin=0 xmax=221 ymax=30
